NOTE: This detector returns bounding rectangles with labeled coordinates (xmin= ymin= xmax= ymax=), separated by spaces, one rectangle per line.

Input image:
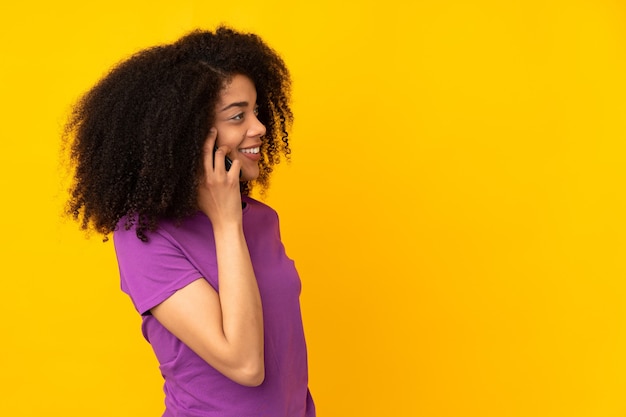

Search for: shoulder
xmin=113 ymin=215 xmax=209 ymax=314
xmin=243 ymin=195 xmax=279 ymax=217
xmin=242 ymin=196 xmax=280 ymax=225
xmin=243 ymin=195 xmax=274 ymax=211
xmin=113 ymin=213 xmax=211 ymax=251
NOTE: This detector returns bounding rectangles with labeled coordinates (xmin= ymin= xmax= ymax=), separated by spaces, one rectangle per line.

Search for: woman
xmin=64 ymin=27 xmax=315 ymax=416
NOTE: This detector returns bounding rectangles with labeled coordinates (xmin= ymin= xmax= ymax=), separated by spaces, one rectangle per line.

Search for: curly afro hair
xmin=63 ymin=26 xmax=293 ymax=241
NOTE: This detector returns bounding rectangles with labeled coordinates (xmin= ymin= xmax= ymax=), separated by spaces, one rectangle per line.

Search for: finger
xmin=213 ymin=145 xmax=231 ymax=173
xmin=203 ymin=128 xmax=217 ymax=153
xmin=203 ymin=128 xmax=218 ymax=171
xmin=228 ymin=159 xmax=242 ymax=179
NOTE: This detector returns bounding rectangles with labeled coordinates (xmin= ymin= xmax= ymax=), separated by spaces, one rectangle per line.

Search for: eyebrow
xmin=220 ymin=101 xmax=249 ymax=112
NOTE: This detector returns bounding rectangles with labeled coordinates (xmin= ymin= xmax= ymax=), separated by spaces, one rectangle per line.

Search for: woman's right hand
xmin=197 ymin=128 xmax=243 ymax=227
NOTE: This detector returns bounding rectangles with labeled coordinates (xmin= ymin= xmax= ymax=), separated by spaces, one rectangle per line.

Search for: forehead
xmin=218 ymin=74 xmax=257 ymax=104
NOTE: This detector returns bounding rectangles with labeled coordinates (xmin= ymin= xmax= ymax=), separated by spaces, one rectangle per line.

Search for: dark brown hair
xmin=63 ymin=27 xmax=292 ymax=241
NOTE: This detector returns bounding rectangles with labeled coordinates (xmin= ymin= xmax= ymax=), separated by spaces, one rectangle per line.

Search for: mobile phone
xmin=213 ymin=145 xmax=234 ymax=171
xmin=213 ymin=145 xmax=241 ymax=177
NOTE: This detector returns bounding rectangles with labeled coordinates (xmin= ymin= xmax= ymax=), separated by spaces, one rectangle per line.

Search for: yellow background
xmin=1 ymin=0 xmax=625 ymax=416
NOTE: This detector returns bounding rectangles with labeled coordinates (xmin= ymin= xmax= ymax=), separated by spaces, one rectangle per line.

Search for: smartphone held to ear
xmin=214 ymin=145 xmax=233 ymax=171
xmin=213 ymin=145 xmax=242 ymax=177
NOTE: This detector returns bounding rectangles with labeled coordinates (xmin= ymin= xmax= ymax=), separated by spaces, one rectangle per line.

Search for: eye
xmin=230 ymin=112 xmax=244 ymax=121
xmin=253 ymin=105 xmax=259 ymax=116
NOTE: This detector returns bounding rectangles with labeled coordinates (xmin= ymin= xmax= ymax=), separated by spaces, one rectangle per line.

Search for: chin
xmin=240 ymin=170 xmax=259 ymax=182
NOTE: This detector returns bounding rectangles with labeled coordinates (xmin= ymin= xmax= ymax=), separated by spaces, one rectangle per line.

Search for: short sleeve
xmin=113 ymin=226 xmax=203 ymax=315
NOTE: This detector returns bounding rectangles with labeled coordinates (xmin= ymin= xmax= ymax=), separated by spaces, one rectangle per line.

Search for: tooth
xmin=239 ymin=147 xmax=260 ymax=154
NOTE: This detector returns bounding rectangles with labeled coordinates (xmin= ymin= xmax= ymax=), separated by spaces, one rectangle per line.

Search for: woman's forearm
xmin=213 ymin=220 xmax=264 ymax=384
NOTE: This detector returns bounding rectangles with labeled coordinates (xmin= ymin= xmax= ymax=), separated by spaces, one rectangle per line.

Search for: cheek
xmin=218 ymin=127 xmax=246 ymax=145
xmin=214 ymin=128 xmax=234 ymax=147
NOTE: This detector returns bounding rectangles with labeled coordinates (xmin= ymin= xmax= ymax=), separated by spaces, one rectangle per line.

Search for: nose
xmin=249 ymin=115 xmax=266 ymax=138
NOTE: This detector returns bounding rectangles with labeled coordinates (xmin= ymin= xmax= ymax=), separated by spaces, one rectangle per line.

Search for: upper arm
xmin=114 ymin=223 xmax=263 ymax=386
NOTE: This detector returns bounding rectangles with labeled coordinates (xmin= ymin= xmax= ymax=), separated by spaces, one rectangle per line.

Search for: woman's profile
xmin=63 ymin=26 xmax=315 ymax=417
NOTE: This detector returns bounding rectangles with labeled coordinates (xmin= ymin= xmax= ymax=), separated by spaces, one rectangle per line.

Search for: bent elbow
xmin=235 ymin=362 xmax=265 ymax=387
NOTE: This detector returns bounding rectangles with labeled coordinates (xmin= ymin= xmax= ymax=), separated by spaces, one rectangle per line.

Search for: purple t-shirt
xmin=113 ymin=196 xmax=315 ymax=417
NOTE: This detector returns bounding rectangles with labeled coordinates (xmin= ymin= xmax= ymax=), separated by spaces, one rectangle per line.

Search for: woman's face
xmin=213 ymin=74 xmax=267 ymax=182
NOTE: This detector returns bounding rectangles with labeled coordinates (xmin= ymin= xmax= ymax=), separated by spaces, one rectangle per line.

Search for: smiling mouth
xmin=239 ymin=147 xmax=260 ymax=154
